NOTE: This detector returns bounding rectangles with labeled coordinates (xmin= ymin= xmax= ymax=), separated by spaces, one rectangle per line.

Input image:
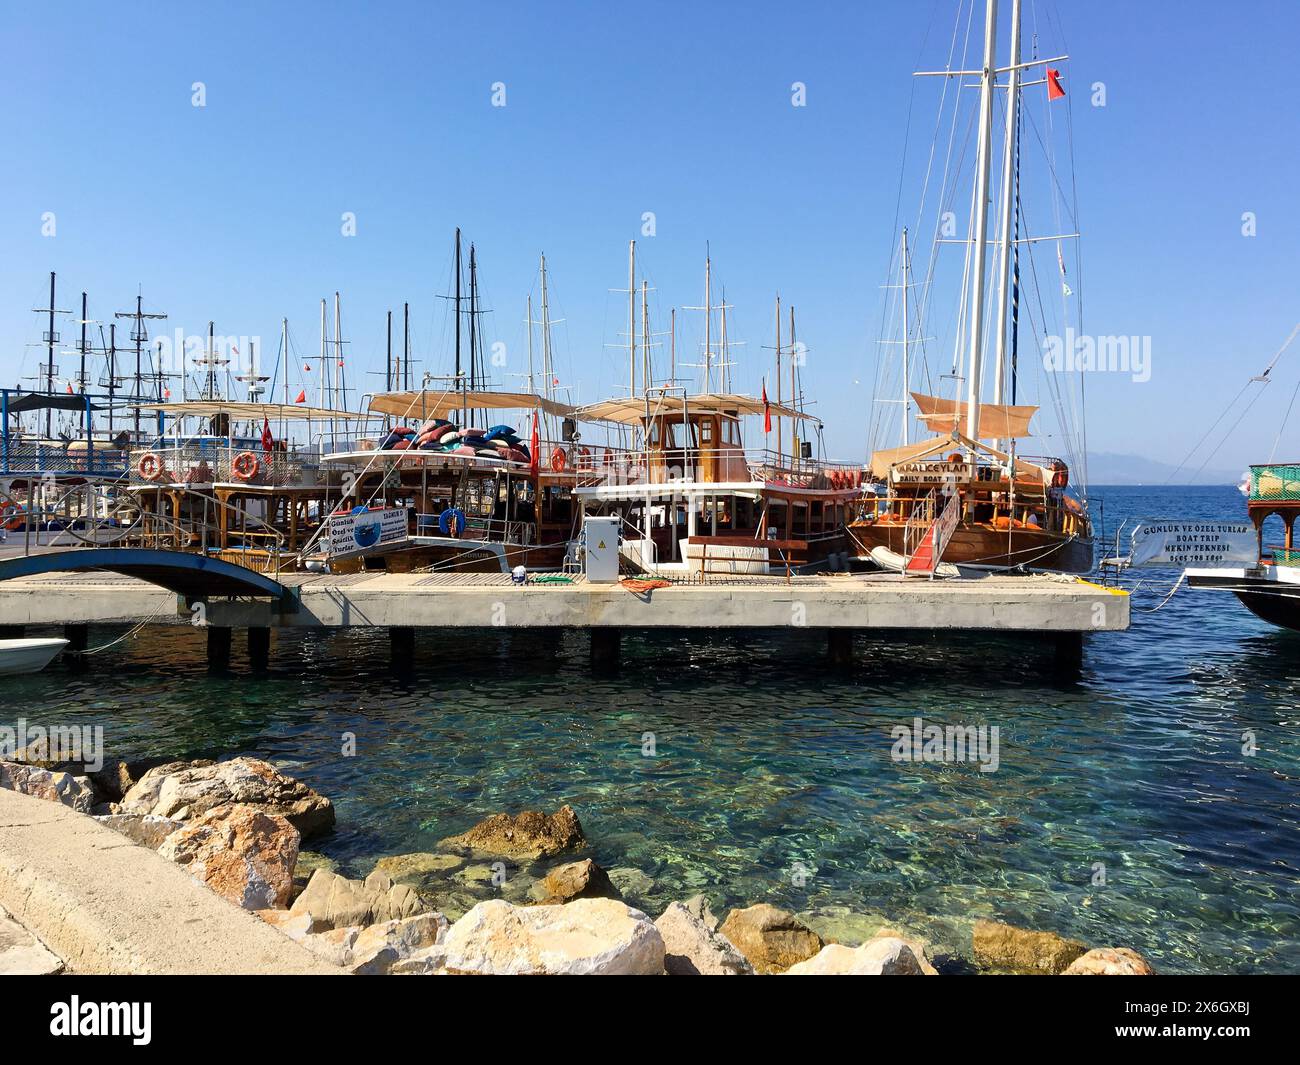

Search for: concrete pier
xmin=0 ymin=571 xmax=1129 ymax=672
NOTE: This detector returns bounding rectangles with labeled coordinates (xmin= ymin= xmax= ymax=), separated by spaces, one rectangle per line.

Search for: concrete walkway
xmin=0 ymin=788 xmax=340 ymax=974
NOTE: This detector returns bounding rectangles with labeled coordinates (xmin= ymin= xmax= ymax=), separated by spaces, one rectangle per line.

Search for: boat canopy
xmin=910 ymin=392 xmax=1037 ymax=440
xmin=368 ymin=390 xmax=576 ymax=419
xmin=4 ymin=393 xmax=105 ymax=413
xmin=580 ymin=392 xmax=813 ymax=426
xmin=129 ymin=401 xmax=365 ymax=421
xmin=869 ymin=430 xmax=1052 ymax=484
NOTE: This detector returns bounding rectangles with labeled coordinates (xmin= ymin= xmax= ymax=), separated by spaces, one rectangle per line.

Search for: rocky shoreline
xmin=0 ymin=753 xmax=1155 ymax=976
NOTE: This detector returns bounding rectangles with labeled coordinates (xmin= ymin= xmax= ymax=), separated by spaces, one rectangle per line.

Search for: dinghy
xmin=0 ymin=638 xmax=69 ymax=676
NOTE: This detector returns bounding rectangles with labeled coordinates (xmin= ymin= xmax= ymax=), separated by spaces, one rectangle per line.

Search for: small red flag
xmin=164 ymin=387 xmax=172 ymax=399
xmin=295 ymin=389 xmax=307 ymax=404
xmin=66 ymin=383 xmax=74 ymax=394
xmin=261 ymin=417 xmax=274 ymax=456
xmin=1047 ymin=68 xmax=1066 ymax=100
xmin=761 ymin=381 xmax=772 ymax=434
xmin=529 ymin=410 xmax=540 ymax=477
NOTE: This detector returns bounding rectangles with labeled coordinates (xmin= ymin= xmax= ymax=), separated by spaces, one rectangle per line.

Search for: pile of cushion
xmin=378 ymin=419 xmax=530 ymax=464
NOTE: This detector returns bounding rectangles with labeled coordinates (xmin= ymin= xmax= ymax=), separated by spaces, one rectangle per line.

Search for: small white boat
xmin=0 ymin=638 xmax=69 ymax=675
xmin=868 ymin=545 xmax=963 ymax=579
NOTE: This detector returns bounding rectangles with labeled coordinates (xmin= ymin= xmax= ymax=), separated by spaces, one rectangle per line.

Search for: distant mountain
xmin=1084 ymin=452 xmax=1241 ymax=486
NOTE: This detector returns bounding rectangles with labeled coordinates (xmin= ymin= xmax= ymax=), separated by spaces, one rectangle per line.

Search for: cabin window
xmin=647 ymin=420 xmax=661 ymax=447
xmin=700 ymin=420 xmax=713 ymax=444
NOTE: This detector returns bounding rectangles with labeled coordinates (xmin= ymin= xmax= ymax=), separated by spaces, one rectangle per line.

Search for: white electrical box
xmin=583 ymin=516 xmax=622 ymax=583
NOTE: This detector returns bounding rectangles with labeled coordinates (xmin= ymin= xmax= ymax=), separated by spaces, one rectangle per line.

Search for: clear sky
xmin=2 ymin=0 xmax=1297 ymax=473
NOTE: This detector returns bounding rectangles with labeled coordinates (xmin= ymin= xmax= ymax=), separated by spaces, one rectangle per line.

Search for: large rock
xmin=289 ymin=868 xmax=430 ymax=930
xmin=157 ymin=804 xmax=300 ymax=910
xmin=372 ymin=851 xmax=466 ymax=886
xmin=871 ymin=927 xmax=940 ymax=975
xmin=0 ymin=761 xmax=94 ymax=813
xmin=656 ymin=901 xmax=753 ymax=975
xmin=972 ymin=919 xmax=1087 ymax=974
xmin=1062 ymin=947 xmax=1155 ymax=975
xmin=440 ymin=805 xmax=586 ymax=860
xmin=442 ymin=898 xmax=665 ymax=975
xmin=784 ymin=938 xmax=924 ymax=975
xmin=349 ymin=913 xmax=449 ymax=975
xmin=719 ymin=904 xmax=823 ymax=974
xmin=531 ymin=859 xmax=620 ymax=904
xmin=94 ymin=812 xmax=182 ymax=849
xmin=120 ymin=757 xmax=334 ymax=839
xmin=0 ymin=905 xmax=63 ymax=976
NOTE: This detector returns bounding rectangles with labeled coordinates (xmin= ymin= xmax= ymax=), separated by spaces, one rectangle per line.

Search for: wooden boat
xmin=852 ymin=0 xmax=1094 ymax=575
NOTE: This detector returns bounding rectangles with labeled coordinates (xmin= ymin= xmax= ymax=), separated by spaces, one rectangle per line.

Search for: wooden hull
xmin=848 ymin=519 xmax=1093 ymax=574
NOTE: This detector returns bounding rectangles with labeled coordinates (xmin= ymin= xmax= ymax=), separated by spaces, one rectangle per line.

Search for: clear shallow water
xmin=5 ymin=485 xmax=1299 ymax=972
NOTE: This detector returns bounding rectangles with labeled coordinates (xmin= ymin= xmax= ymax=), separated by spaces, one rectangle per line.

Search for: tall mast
xmin=115 ymin=291 xmax=167 ymax=435
xmin=334 ymin=292 xmax=343 ymax=409
xmin=540 ymin=254 xmax=554 ymax=402
xmin=704 ymin=253 xmax=713 ymax=392
xmin=670 ymin=308 xmax=676 ymax=384
xmin=627 ymin=239 xmax=636 ymax=396
xmin=789 ymin=305 xmax=797 ymax=458
xmin=468 ymin=244 xmax=479 ymax=391
xmin=774 ymin=294 xmax=783 ymax=460
xmin=319 ymin=299 xmax=327 ymax=409
xmin=107 ymin=323 xmax=117 ymax=433
xmin=454 ymin=228 xmax=463 ymax=403
xmin=281 ymin=318 xmax=289 ymax=405
xmin=963 ymin=0 xmax=1000 ymax=442
xmin=901 ymin=228 xmax=912 ymax=446
xmin=641 ymin=279 xmax=650 ymax=394
xmin=525 ymin=294 xmax=536 ymax=395
xmin=79 ymin=292 xmax=89 ymax=432
xmin=44 ymin=272 xmax=56 ymax=437
xmin=403 ymin=302 xmax=410 ymax=391
xmin=992 ymin=0 xmax=1022 ymax=409
xmin=386 ymin=310 xmax=393 ymax=392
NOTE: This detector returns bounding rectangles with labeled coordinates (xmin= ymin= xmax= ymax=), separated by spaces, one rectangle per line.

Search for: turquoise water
xmin=7 ymin=485 xmax=1299 ymax=972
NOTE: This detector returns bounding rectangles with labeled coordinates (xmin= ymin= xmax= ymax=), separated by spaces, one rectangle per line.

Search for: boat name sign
xmin=892 ymin=461 xmax=973 ymax=485
xmin=1129 ymin=521 xmax=1255 ymax=568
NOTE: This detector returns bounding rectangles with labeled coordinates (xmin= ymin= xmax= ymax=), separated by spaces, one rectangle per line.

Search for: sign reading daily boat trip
xmin=892 ymin=460 xmax=973 ymax=484
xmin=328 ymin=508 xmax=408 ymax=557
xmin=1129 ymin=521 xmax=1255 ymax=567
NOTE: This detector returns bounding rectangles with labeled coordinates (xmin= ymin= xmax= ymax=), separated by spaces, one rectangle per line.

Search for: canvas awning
xmin=130 ymin=401 xmax=366 ymax=421
xmin=580 ymin=392 xmax=813 ymax=426
xmin=911 ymin=392 xmax=1037 ymax=439
xmin=4 ymin=394 xmax=104 ymax=414
xmin=368 ymin=390 xmax=576 ymax=420
xmin=868 ymin=431 xmax=1053 ymax=484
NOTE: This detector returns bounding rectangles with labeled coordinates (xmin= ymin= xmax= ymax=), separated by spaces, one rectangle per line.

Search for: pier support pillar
xmin=63 ymin=624 xmax=89 ymax=669
xmin=390 ymin=626 xmax=415 ymax=669
xmin=207 ymin=626 xmax=232 ymax=671
xmin=827 ymin=629 xmax=854 ymax=668
xmin=1052 ymin=632 xmax=1084 ymax=676
xmin=590 ymin=628 xmax=621 ymax=671
xmin=248 ymin=627 xmax=271 ymax=671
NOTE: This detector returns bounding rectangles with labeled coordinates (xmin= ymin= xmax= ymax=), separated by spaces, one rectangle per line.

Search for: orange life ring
xmin=137 ymin=452 xmax=165 ymax=482
xmin=231 ymin=451 xmax=260 ymax=481
xmin=550 ymin=446 xmax=568 ymax=473
xmin=1 ymin=500 xmax=23 ymax=531
xmin=1050 ymin=460 xmax=1069 ymax=490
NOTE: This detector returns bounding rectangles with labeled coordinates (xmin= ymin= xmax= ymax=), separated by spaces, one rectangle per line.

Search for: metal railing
xmin=127 ymin=445 xmax=322 ymax=488
xmin=0 ymin=441 xmax=130 ymax=477
xmin=1250 ymin=464 xmax=1300 ymax=502
xmin=563 ymin=444 xmax=862 ymax=488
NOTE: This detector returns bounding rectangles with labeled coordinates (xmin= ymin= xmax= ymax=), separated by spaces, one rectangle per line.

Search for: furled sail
xmin=910 ymin=392 xmax=1037 ymax=439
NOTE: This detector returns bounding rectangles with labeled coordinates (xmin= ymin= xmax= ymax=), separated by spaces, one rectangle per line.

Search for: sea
xmin=6 ymin=484 xmax=1297 ymax=973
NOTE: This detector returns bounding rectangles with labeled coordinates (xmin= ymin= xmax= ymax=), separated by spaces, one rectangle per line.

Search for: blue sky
xmin=2 ymin=0 xmax=1297 ymax=474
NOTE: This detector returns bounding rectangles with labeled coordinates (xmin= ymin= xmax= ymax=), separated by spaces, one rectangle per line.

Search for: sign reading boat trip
xmin=892 ymin=460 xmax=973 ymax=485
xmin=1129 ymin=521 xmax=1255 ymax=568
xmin=328 ymin=508 xmax=408 ymax=558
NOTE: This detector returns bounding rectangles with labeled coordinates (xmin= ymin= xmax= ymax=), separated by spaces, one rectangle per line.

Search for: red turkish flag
xmin=529 ymin=410 xmax=540 ymax=477
xmin=761 ymin=381 xmax=772 ymax=434
xmin=261 ymin=417 xmax=274 ymax=456
xmin=66 ymin=383 xmax=74 ymax=394
xmin=1047 ymin=68 xmax=1066 ymax=100
xmin=295 ymin=389 xmax=307 ymax=404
